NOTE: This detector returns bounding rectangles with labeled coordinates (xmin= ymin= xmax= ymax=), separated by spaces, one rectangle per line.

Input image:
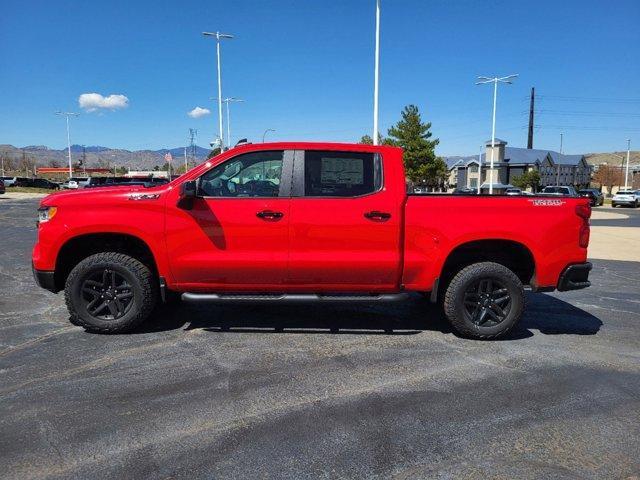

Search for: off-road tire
xmin=64 ymin=252 xmax=157 ymax=333
xmin=443 ymin=261 xmax=525 ymax=340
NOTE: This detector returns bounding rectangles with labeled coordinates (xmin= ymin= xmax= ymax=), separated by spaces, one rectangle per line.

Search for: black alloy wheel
xmin=80 ymin=268 xmax=134 ymax=320
xmin=462 ymin=278 xmax=511 ymax=327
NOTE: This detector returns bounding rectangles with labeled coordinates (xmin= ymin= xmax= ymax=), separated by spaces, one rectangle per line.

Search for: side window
xmin=199 ymin=151 xmax=283 ymax=197
xmin=303 ymin=151 xmax=381 ymax=197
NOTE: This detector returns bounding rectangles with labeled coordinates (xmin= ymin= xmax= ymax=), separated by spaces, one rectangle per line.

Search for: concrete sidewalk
xmin=589 ymin=209 xmax=640 ymax=262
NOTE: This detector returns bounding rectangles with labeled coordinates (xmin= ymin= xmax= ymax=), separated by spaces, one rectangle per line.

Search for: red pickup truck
xmin=32 ymin=142 xmax=592 ymax=339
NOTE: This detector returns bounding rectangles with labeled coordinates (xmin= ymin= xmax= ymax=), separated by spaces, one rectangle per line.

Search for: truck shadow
xmin=133 ymin=293 xmax=602 ymax=340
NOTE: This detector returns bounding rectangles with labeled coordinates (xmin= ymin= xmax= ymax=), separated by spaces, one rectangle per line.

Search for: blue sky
xmin=1 ymin=0 xmax=639 ymax=156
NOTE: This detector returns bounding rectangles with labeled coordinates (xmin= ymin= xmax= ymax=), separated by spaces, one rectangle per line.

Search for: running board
xmin=181 ymin=292 xmax=410 ymax=304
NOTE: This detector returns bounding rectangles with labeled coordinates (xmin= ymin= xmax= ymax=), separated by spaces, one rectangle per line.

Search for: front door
xmin=165 ymin=150 xmax=292 ymax=291
xmin=287 ymin=149 xmax=403 ymax=290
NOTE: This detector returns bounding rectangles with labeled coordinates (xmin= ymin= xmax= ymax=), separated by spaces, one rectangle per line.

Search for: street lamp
xmin=476 ymin=74 xmax=518 ymax=194
xmin=55 ymin=111 xmax=80 ymax=178
xmin=372 ymin=0 xmax=381 ymax=145
xmin=212 ymin=97 xmax=244 ymax=148
xmin=203 ymin=31 xmax=234 ymax=151
xmin=262 ymin=129 xmax=275 ymax=143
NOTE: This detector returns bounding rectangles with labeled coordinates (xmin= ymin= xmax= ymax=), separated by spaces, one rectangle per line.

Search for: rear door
xmin=287 ymin=149 xmax=403 ymax=290
xmin=165 ymin=149 xmax=293 ymax=290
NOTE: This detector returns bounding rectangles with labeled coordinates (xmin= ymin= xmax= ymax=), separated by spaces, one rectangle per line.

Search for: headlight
xmin=37 ymin=206 xmax=57 ymax=224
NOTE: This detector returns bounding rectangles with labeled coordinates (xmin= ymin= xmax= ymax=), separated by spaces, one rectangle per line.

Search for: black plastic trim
xmin=32 ymin=266 xmax=58 ymax=293
xmin=557 ymin=262 xmax=592 ymax=291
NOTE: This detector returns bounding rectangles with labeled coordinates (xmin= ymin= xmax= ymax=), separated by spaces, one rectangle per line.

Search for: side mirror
xmin=178 ymin=180 xmax=197 ymax=209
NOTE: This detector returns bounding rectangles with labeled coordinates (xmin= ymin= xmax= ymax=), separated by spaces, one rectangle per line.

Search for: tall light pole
xmin=212 ymin=97 xmax=244 ymax=147
xmin=262 ymin=129 xmax=275 ymax=143
xmin=625 ymin=139 xmax=631 ymax=190
xmin=476 ymin=74 xmax=518 ymax=194
xmin=203 ymin=31 xmax=233 ymax=151
xmin=55 ymin=111 xmax=79 ymax=178
xmin=372 ymin=0 xmax=380 ymax=145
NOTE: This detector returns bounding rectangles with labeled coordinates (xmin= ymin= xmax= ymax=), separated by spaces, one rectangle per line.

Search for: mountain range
xmin=0 ymin=144 xmax=212 ymax=170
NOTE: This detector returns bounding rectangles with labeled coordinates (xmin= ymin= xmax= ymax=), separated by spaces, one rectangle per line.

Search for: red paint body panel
xmin=33 ymin=142 xmax=590 ymax=295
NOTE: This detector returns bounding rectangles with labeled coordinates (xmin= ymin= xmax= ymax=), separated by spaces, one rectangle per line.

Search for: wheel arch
xmin=434 ymin=239 xmax=536 ymax=302
xmin=54 ymin=232 xmax=159 ymax=292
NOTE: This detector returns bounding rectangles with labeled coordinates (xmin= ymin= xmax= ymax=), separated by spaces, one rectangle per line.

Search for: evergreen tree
xmin=386 ymin=105 xmax=440 ymax=184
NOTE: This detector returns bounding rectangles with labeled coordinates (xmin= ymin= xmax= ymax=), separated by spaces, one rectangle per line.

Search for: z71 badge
xmin=529 ymin=199 xmax=565 ymax=206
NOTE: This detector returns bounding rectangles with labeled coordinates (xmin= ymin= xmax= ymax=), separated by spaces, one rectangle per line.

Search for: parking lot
xmin=1 ymin=198 xmax=639 ymax=479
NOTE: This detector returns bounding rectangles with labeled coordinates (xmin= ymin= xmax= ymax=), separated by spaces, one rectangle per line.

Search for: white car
xmin=61 ymin=180 xmax=79 ymax=189
xmin=505 ymin=188 xmax=523 ymax=196
xmin=611 ymin=190 xmax=640 ymax=208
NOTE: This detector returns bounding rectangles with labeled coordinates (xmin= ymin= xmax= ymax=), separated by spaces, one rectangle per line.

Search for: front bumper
xmin=557 ymin=262 xmax=592 ymax=291
xmin=32 ymin=264 xmax=58 ymax=293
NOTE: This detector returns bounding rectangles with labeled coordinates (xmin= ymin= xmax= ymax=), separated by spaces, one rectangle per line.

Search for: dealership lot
xmin=1 ymin=199 xmax=639 ymax=479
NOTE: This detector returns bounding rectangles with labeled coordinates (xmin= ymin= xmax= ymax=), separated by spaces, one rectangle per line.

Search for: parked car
xmin=33 ymin=142 xmax=592 ymax=339
xmin=611 ymin=190 xmax=640 ymax=208
xmin=30 ymin=178 xmax=60 ymax=190
xmin=61 ymin=177 xmax=89 ymax=189
xmin=13 ymin=177 xmax=35 ymax=187
xmin=1 ymin=176 xmax=19 ymax=187
xmin=0 ymin=179 xmax=4 ymax=194
xmin=505 ymin=188 xmax=523 ymax=196
xmin=452 ymin=187 xmax=478 ymax=195
xmin=541 ymin=186 xmax=578 ymax=196
xmin=578 ymin=188 xmax=604 ymax=207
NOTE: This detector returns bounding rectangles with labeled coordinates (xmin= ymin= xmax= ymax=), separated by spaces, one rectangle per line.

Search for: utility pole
xmin=372 ymin=0 xmax=380 ymax=145
xmin=55 ymin=111 xmax=79 ymax=178
xmin=476 ymin=74 xmax=518 ymax=194
xmin=560 ymin=133 xmax=563 ymax=154
xmin=625 ymin=139 xmax=631 ymax=190
xmin=203 ymin=31 xmax=233 ymax=151
xmin=527 ymin=87 xmax=535 ymax=149
xmin=184 ymin=146 xmax=188 ymax=173
xmin=477 ymin=145 xmax=483 ymax=194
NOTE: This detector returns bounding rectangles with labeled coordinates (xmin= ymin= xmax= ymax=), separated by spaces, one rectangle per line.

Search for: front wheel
xmin=64 ymin=252 xmax=158 ymax=333
xmin=443 ymin=262 xmax=525 ymax=339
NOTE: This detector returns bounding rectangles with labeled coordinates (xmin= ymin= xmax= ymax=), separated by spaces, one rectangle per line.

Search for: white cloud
xmin=79 ymin=93 xmax=129 ymax=112
xmin=188 ymin=106 xmax=211 ymax=119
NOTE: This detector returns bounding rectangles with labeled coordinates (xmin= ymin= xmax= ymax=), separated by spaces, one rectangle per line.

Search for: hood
xmin=40 ymin=184 xmax=168 ymax=207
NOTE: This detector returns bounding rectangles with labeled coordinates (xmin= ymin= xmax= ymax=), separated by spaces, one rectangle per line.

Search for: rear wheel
xmin=443 ymin=262 xmax=524 ymax=339
xmin=64 ymin=252 xmax=157 ymax=333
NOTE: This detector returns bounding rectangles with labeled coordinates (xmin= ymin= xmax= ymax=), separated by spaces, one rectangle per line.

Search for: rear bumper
xmin=557 ymin=262 xmax=592 ymax=291
xmin=32 ymin=265 xmax=58 ymax=293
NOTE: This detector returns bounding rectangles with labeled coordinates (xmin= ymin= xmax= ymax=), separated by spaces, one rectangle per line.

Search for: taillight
xmin=575 ymin=203 xmax=591 ymax=220
xmin=576 ymin=201 xmax=591 ymax=248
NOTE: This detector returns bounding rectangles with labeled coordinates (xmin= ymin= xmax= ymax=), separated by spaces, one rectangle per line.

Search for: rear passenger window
xmin=304 ymin=151 xmax=381 ymax=197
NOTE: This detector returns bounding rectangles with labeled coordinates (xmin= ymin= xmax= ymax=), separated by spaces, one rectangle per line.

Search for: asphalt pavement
xmin=1 ymin=198 xmax=639 ymax=479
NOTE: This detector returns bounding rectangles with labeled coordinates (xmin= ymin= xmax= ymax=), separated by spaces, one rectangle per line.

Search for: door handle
xmin=364 ymin=210 xmax=391 ymax=221
xmin=257 ymin=210 xmax=284 ymax=220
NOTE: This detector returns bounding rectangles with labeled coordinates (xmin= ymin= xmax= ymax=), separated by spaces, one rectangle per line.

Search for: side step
xmin=181 ymin=292 xmax=410 ymax=304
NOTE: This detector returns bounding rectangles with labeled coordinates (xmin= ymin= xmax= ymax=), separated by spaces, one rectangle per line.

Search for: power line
xmin=536 ymin=95 xmax=640 ymax=104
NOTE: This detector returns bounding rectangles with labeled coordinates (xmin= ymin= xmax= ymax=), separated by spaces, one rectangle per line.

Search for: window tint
xmin=199 ymin=151 xmax=283 ymax=197
xmin=304 ymin=151 xmax=381 ymax=197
